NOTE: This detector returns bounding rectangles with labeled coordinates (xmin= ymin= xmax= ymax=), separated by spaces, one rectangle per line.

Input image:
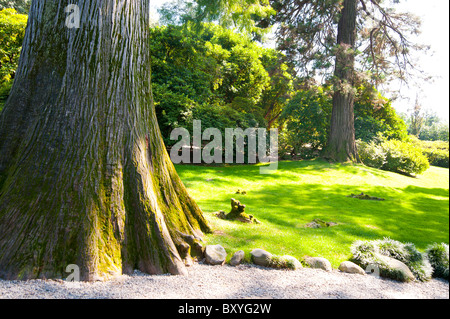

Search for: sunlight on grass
xmin=175 ymin=159 xmax=449 ymax=267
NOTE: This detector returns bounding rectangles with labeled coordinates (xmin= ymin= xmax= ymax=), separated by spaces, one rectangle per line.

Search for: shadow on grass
xmin=175 ymin=160 xmax=449 ymax=262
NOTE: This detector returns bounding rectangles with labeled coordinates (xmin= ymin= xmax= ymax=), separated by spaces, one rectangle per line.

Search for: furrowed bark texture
xmin=324 ymin=0 xmax=360 ymax=163
xmin=0 ymin=0 xmax=210 ymax=281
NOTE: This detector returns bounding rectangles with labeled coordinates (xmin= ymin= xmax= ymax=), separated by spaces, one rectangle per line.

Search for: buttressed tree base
xmin=0 ymin=0 xmax=210 ymax=281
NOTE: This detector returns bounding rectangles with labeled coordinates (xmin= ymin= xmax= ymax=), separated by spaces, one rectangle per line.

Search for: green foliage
xmin=354 ymin=86 xmax=408 ymax=142
xmin=279 ymin=84 xmax=408 ymax=158
xmin=351 ymin=238 xmax=433 ymax=282
xmin=381 ymin=139 xmax=430 ymax=176
xmin=188 ymin=0 xmax=275 ymax=36
xmin=400 ymin=108 xmax=449 ymax=142
xmin=0 ymin=8 xmax=26 ymax=112
xmin=0 ymin=8 xmax=27 ymax=85
xmin=279 ymin=86 xmax=332 ymax=156
xmin=356 ymin=139 xmax=386 ymax=169
xmin=357 ymin=137 xmax=430 ymax=176
xmin=150 ymin=23 xmax=287 ymax=145
xmin=259 ymin=50 xmax=294 ymax=127
xmin=409 ymin=137 xmax=449 ymax=168
xmin=419 ymin=123 xmax=450 ymax=142
xmin=425 ymin=243 xmax=449 ymax=280
xmin=270 ymin=0 xmax=424 ymax=86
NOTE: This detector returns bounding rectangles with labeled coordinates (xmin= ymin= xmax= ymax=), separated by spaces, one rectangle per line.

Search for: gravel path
xmin=0 ymin=263 xmax=448 ymax=299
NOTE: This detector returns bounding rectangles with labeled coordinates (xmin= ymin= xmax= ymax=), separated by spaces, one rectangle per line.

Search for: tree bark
xmin=0 ymin=0 xmax=210 ymax=281
xmin=323 ymin=0 xmax=360 ymax=163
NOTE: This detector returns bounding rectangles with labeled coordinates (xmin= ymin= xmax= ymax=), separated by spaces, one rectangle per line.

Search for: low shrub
xmin=382 ymin=139 xmax=430 ymax=175
xmin=409 ymin=137 xmax=449 ymax=168
xmin=425 ymin=243 xmax=449 ymax=280
xmin=356 ymin=140 xmax=386 ymax=169
xmin=351 ymin=238 xmax=433 ymax=282
xmin=357 ymin=138 xmax=430 ymax=176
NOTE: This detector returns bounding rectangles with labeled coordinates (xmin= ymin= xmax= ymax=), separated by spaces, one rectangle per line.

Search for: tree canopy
xmin=149 ymin=23 xmax=293 ymax=145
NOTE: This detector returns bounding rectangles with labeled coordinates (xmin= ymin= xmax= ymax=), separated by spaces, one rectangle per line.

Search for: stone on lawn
xmin=374 ymin=253 xmax=415 ymax=282
xmin=281 ymin=255 xmax=303 ymax=270
xmin=230 ymin=250 xmax=245 ymax=266
xmin=205 ymin=245 xmax=227 ymax=266
xmin=251 ymin=249 xmax=273 ymax=267
xmin=339 ymin=261 xmax=366 ymax=275
xmin=305 ymin=257 xmax=333 ymax=272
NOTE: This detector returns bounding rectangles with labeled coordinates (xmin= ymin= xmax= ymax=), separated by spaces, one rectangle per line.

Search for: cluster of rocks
xmin=202 ymin=245 xmax=368 ymax=276
xmin=200 ymin=243 xmax=422 ymax=283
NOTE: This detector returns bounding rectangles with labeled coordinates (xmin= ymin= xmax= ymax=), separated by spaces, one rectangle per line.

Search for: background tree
xmin=267 ymin=0 xmax=425 ymax=162
xmin=279 ymin=82 xmax=408 ymax=157
xmin=259 ymin=49 xmax=294 ymax=128
xmin=409 ymin=95 xmax=424 ymax=137
xmin=0 ymin=0 xmax=210 ymax=281
xmin=400 ymin=107 xmax=449 ymax=142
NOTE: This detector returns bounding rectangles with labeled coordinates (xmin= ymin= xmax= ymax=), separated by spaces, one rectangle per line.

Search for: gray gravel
xmin=0 ymin=262 xmax=448 ymax=299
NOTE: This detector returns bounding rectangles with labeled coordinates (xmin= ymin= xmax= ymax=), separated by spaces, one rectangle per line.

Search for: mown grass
xmin=175 ymin=159 xmax=449 ymax=267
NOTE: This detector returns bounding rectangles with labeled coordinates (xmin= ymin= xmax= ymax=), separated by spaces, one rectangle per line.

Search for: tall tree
xmin=409 ymin=95 xmax=424 ymax=136
xmin=272 ymin=0 xmax=424 ymax=162
xmin=323 ymin=0 xmax=360 ymax=162
xmin=190 ymin=0 xmax=424 ymax=162
xmin=0 ymin=0 xmax=210 ymax=281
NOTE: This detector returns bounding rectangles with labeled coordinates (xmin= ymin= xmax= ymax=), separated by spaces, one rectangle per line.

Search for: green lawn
xmin=175 ymin=159 xmax=449 ymax=267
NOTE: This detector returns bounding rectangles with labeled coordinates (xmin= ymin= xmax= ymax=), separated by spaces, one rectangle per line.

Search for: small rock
xmin=339 ymin=261 xmax=365 ymax=275
xmin=251 ymin=249 xmax=273 ymax=267
xmin=305 ymin=257 xmax=333 ymax=272
xmin=281 ymin=255 xmax=303 ymax=270
xmin=374 ymin=253 xmax=415 ymax=282
xmin=230 ymin=250 xmax=245 ymax=266
xmin=205 ymin=245 xmax=227 ymax=266
xmin=305 ymin=219 xmax=338 ymax=228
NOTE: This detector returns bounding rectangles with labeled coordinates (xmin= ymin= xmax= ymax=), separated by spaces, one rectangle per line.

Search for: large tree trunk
xmin=0 ymin=0 xmax=210 ymax=281
xmin=323 ymin=0 xmax=360 ymax=163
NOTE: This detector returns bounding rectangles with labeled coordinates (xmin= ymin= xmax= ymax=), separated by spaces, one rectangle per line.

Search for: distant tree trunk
xmin=0 ymin=0 xmax=210 ymax=281
xmin=323 ymin=0 xmax=360 ymax=163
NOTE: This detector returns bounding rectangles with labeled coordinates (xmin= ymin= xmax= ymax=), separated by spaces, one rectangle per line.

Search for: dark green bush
xmin=426 ymin=243 xmax=449 ymax=280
